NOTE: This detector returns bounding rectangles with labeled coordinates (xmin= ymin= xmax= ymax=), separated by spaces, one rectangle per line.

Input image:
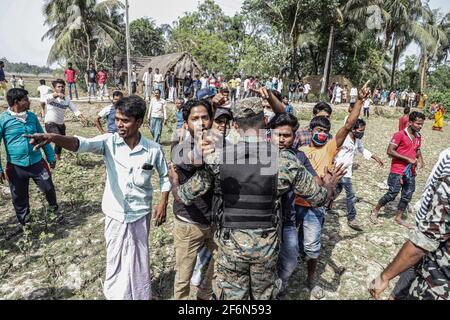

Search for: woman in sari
xmin=432 ymin=104 xmax=445 ymax=131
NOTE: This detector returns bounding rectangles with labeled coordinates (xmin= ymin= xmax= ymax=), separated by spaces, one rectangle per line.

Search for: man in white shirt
xmin=350 ymin=87 xmax=358 ymax=106
xmin=142 ymin=67 xmax=153 ymax=101
xmin=200 ymin=73 xmax=208 ymax=90
xmin=243 ymin=77 xmax=250 ymax=99
xmin=148 ymin=89 xmax=167 ymax=144
xmin=303 ymin=81 xmax=311 ymax=102
xmin=333 ymin=118 xmax=383 ymax=230
xmin=153 ymin=68 xmax=165 ymax=99
xmin=37 ymin=79 xmax=52 ymax=119
xmin=44 ymin=79 xmax=87 ymax=160
xmin=131 ymin=67 xmax=137 ymax=94
xmin=334 ymin=84 xmax=343 ymax=104
xmin=24 ymin=95 xmax=171 ymax=300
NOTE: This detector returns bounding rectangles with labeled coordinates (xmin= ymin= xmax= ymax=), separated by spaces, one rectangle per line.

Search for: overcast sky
xmin=0 ymin=0 xmax=448 ymax=68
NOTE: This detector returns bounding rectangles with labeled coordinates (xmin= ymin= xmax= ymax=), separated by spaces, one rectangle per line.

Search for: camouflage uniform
xmin=408 ymin=175 xmax=450 ymax=300
xmin=176 ymin=98 xmax=329 ymax=300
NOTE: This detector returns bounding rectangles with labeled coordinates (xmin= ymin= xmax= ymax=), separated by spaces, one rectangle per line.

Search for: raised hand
xmin=358 ymin=80 xmax=371 ymax=100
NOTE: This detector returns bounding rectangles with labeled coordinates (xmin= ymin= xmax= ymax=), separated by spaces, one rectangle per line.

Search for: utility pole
xmin=125 ymin=0 xmax=132 ymax=94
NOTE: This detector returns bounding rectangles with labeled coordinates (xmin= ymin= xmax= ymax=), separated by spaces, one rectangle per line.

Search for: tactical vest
xmin=217 ymin=140 xmax=279 ymax=229
xmin=107 ymin=107 xmax=117 ymax=133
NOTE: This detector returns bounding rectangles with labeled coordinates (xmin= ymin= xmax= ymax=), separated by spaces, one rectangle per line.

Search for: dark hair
xmin=115 ymin=95 xmax=146 ymax=120
xmin=268 ymin=112 xmax=299 ymax=131
xmin=235 ymin=112 xmax=264 ymax=131
xmin=154 ymin=89 xmax=161 ymax=94
xmin=182 ymin=99 xmax=213 ymax=122
xmin=52 ymin=79 xmax=66 ymax=87
xmin=352 ymin=118 xmax=366 ymax=130
xmin=0 ymin=61 xmax=4 ymax=66
xmin=68 ymin=62 xmax=73 ymax=66
xmin=282 ymin=95 xmax=289 ymax=100
xmin=313 ymin=102 xmax=333 ymax=116
xmin=404 ymin=107 xmax=411 ymax=115
xmin=309 ymin=116 xmax=331 ymax=131
xmin=112 ymin=90 xmax=123 ymax=98
xmin=7 ymin=88 xmax=29 ymax=106
xmin=409 ymin=111 xmax=425 ymax=122
xmin=39 ymin=79 xmax=46 ymax=85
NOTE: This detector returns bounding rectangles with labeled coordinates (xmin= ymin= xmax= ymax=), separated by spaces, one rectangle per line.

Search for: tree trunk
xmin=320 ymin=24 xmax=335 ymax=98
xmin=419 ymin=51 xmax=429 ymax=92
xmin=390 ymin=38 xmax=398 ymax=89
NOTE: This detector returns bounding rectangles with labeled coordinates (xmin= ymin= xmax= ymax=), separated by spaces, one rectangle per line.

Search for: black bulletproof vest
xmin=218 ymin=140 xmax=278 ymax=229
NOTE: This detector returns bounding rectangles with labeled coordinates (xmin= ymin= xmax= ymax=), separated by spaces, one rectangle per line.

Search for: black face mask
xmin=353 ymin=131 xmax=364 ymax=139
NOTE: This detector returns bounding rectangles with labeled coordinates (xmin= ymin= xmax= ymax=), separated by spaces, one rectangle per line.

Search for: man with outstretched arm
xmin=25 ymin=95 xmax=171 ymax=300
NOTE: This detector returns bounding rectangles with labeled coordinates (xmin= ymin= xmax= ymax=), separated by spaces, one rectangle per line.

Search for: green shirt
xmin=0 ymin=110 xmax=55 ymax=172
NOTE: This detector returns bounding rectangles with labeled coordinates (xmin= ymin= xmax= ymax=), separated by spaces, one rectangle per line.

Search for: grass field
xmin=0 ymin=100 xmax=449 ymax=300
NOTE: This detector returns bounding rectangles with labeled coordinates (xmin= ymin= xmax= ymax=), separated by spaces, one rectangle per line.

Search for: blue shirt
xmin=0 ymin=111 xmax=55 ymax=173
xmin=0 ymin=68 xmax=5 ymax=82
xmin=285 ymin=104 xmax=294 ymax=114
xmin=176 ymin=109 xmax=184 ymax=129
xmin=76 ymin=133 xmax=171 ymax=223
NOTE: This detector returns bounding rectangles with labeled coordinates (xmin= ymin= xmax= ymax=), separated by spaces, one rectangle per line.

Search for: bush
xmin=427 ymin=90 xmax=450 ymax=119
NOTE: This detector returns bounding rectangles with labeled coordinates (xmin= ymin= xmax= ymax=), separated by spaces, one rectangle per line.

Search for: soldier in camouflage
xmin=169 ymin=97 xmax=346 ymax=300
xmin=369 ymin=147 xmax=450 ymax=300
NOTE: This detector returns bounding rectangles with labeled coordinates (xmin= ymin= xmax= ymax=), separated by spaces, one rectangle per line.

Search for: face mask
xmin=312 ymin=132 xmax=329 ymax=146
xmin=353 ymin=131 xmax=364 ymax=139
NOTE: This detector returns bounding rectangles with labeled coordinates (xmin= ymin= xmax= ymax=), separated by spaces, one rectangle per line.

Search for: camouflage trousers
xmin=213 ymin=227 xmax=281 ymax=300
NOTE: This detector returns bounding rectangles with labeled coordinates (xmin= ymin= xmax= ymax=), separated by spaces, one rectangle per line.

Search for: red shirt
xmin=96 ymin=71 xmax=108 ymax=84
xmin=64 ymin=69 xmax=77 ymax=83
xmin=390 ymin=129 xmax=422 ymax=176
xmin=398 ymin=115 xmax=409 ymax=131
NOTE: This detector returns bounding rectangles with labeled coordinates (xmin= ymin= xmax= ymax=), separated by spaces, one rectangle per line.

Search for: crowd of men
xmin=0 ymin=57 xmax=448 ymax=301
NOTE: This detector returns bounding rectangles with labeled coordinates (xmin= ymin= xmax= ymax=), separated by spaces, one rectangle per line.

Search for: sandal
xmin=369 ymin=212 xmax=380 ymax=225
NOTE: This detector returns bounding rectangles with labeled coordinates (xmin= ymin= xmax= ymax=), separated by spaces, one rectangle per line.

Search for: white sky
xmin=0 ymin=0 xmax=448 ymax=68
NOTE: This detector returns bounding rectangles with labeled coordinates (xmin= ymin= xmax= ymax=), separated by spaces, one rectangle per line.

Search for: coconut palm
xmin=42 ymin=0 xmax=125 ymax=68
xmin=417 ymin=8 xmax=449 ymax=92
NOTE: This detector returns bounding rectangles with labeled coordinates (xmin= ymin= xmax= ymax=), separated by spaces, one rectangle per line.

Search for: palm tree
xmin=42 ymin=0 xmax=124 ymax=68
xmin=376 ymin=0 xmax=428 ymax=88
xmin=417 ymin=8 xmax=448 ymax=92
xmin=319 ymin=0 xmax=383 ymax=97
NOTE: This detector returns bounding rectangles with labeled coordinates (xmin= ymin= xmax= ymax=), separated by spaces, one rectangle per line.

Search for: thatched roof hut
xmin=113 ymin=52 xmax=203 ymax=82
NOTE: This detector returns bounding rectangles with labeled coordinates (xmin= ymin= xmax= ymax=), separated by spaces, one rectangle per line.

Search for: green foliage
xmin=130 ymin=18 xmax=166 ymax=56
xmin=395 ymin=55 xmax=420 ymax=91
xmin=427 ymin=90 xmax=450 ymax=116
xmin=0 ymin=58 xmax=54 ymax=75
xmin=428 ymin=64 xmax=450 ymax=92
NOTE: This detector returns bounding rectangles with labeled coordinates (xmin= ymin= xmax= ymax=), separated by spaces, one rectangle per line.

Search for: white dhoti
xmin=103 ymin=214 xmax=151 ymax=300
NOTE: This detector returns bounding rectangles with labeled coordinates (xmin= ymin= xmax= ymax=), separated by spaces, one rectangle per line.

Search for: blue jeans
xmin=67 ymin=82 xmax=78 ymax=100
xmin=150 ymin=117 xmax=163 ymax=144
xmin=378 ymin=173 xmax=416 ymax=211
xmin=278 ymin=223 xmax=299 ymax=292
xmin=156 ymin=83 xmax=164 ymax=99
xmin=87 ymin=82 xmax=96 ymax=98
xmin=335 ymin=177 xmax=357 ymax=222
xmin=296 ymin=206 xmax=325 ymax=259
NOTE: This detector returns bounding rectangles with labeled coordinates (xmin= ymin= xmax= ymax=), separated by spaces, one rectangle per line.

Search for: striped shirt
xmin=416 ymin=147 xmax=450 ymax=224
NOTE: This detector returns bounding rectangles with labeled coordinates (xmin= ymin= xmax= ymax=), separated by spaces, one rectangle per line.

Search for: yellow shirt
xmin=296 ymin=138 xmax=339 ymax=206
xmin=228 ymin=79 xmax=238 ymax=89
